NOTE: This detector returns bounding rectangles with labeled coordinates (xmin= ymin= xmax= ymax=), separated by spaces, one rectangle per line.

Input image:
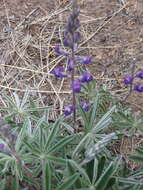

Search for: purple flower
xmin=66 ymin=15 xmax=80 ymax=33
xmin=80 ymin=72 xmax=93 ymax=83
xmin=71 ymin=80 xmax=81 ymax=93
xmin=134 ymin=84 xmax=143 ymax=92
xmin=77 ymin=56 xmax=92 ymax=64
xmin=55 ymin=45 xmax=68 ymax=56
xmin=67 ymin=58 xmax=74 ymax=72
xmin=136 ymin=70 xmax=143 ymax=79
xmin=63 ymin=32 xmax=73 ymax=48
xmin=51 ymin=66 xmax=67 ymax=78
xmin=64 ymin=105 xmax=76 ymax=116
xmin=81 ymin=102 xmax=90 ymax=112
xmin=74 ymin=32 xmax=81 ymax=44
xmin=0 ymin=143 xmax=4 ymax=150
xmin=123 ymin=76 xmax=134 ymax=85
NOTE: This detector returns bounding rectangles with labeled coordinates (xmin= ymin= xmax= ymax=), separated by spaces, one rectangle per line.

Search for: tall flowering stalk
xmin=123 ymin=60 xmax=143 ymax=100
xmin=51 ymin=0 xmax=93 ymax=128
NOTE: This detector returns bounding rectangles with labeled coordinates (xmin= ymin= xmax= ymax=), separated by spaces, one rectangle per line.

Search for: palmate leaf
xmin=129 ymin=155 xmax=143 ymax=162
xmin=95 ymin=158 xmax=119 ymax=190
xmin=92 ymin=105 xmax=116 ymax=134
xmin=83 ymin=133 xmax=117 ymax=164
xmin=42 ymin=161 xmax=51 ymax=190
xmin=45 ymin=155 xmax=66 ymax=165
xmin=48 ymin=135 xmax=75 ymax=154
xmin=11 ymin=176 xmax=19 ymax=190
xmin=68 ymin=160 xmax=91 ymax=185
xmin=56 ymin=173 xmax=80 ymax=190
xmin=67 ymin=161 xmax=81 ymax=188
xmin=23 ymin=140 xmax=41 ymax=155
xmin=45 ymin=116 xmax=64 ymax=150
xmin=88 ymin=94 xmax=100 ymax=131
xmin=26 ymin=106 xmax=52 ymax=112
xmin=117 ymin=177 xmax=143 ymax=185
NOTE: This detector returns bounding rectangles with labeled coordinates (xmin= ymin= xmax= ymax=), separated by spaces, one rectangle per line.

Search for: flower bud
xmin=81 ymin=102 xmax=90 ymax=112
xmin=71 ymin=80 xmax=81 ymax=93
xmin=123 ymin=76 xmax=134 ymax=85
xmin=134 ymin=84 xmax=143 ymax=92
xmin=80 ymin=72 xmax=93 ymax=83
xmin=51 ymin=66 xmax=67 ymax=78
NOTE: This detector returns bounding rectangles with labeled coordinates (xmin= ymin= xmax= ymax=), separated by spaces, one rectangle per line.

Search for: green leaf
xmin=97 ymin=156 xmax=106 ymax=180
xmin=68 ymin=160 xmax=91 ymax=185
xmin=88 ymin=94 xmax=99 ymax=130
xmin=11 ymin=176 xmax=19 ymax=190
xmin=23 ymin=141 xmax=40 ymax=155
xmin=129 ymin=154 xmax=143 ymax=162
xmin=136 ymin=146 xmax=143 ymax=155
xmin=56 ymin=173 xmax=79 ymax=190
xmin=42 ymin=161 xmax=51 ymax=190
xmin=92 ymin=158 xmax=98 ymax=184
xmin=26 ymin=106 xmax=52 ymax=112
xmin=20 ymin=90 xmax=29 ymax=109
xmin=93 ymin=105 xmax=116 ymax=133
xmin=117 ymin=177 xmax=143 ymax=185
xmin=45 ymin=117 xmax=63 ymax=149
xmin=95 ymin=159 xmax=118 ymax=190
xmin=48 ymin=135 xmax=75 ymax=154
xmin=46 ymin=155 xmax=66 ymax=165
xmin=0 ymin=179 xmax=6 ymax=190
xmin=72 ymin=133 xmax=90 ymax=157
xmin=67 ymin=161 xmax=81 ymax=188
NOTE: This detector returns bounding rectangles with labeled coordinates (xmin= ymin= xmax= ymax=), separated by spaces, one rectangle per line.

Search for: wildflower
xmin=63 ymin=33 xmax=73 ymax=48
xmin=80 ymin=72 xmax=93 ymax=83
xmin=77 ymin=56 xmax=92 ymax=64
xmin=55 ymin=45 xmax=68 ymax=56
xmin=134 ymin=84 xmax=143 ymax=92
xmin=81 ymin=102 xmax=90 ymax=112
xmin=123 ymin=76 xmax=134 ymax=85
xmin=136 ymin=69 xmax=143 ymax=79
xmin=64 ymin=105 xmax=76 ymax=116
xmin=71 ymin=80 xmax=81 ymax=93
xmin=0 ymin=143 xmax=4 ymax=150
xmin=74 ymin=31 xmax=81 ymax=44
xmin=51 ymin=67 xmax=67 ymax=78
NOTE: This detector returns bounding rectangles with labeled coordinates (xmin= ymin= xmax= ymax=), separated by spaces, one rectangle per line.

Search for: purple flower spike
xmin=123 ymin=76 xmax=134 ymax=85
xmin=134 ymin=84 xmax=143 ymax=92
xmin=80 ymin=72 xmax=93 ymax=83
xmin=67 ymin=58 xmax=74 ymax=72
xmin=0 ymin=143 xmax=4 ymax=150
xmin=55 ymin=45 xmax=68 ymax=56
xmin=81 ymin=102 xmax=90 ymax=112
xmin=74 ymin=32 xmax=81 ymax=44
xmin=71 ymin=80 xmax=81 ymax=93
xmin=51 ymin=66 xmax=67 ymax=78
xmin=64 ymin=105 xmax=76 ymax=116
xmin=136 ymin=70 xmax=143 ymax=79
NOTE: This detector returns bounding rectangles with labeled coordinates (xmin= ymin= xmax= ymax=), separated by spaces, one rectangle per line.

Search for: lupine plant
xmin=123 ymin=69 xmax=143 ymax=93
xmin=51 ymin=0 xmax=93 ymax=129
xmin=0 ymin=1 xmax=143 ymax=190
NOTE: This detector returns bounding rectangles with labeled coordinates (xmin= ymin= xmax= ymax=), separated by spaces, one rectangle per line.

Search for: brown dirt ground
xmin=0 ymin=0 xmax=143 ymax=109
